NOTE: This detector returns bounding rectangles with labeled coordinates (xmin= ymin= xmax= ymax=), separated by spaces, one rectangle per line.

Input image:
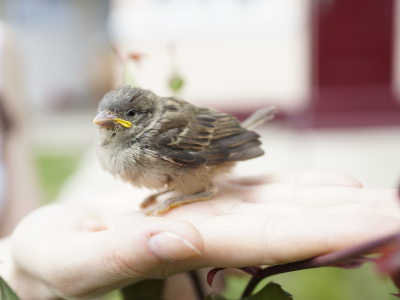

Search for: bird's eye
xmin=128 ymin=110 xmax=137 ymax=117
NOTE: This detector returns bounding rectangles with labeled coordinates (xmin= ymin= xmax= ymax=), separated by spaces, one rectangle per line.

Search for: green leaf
xmin=244 ymin=282 xmax=293 ymax=300
xmin=168 ymin=72 xmax=184 ymax=93
xmin=123 ymin=64 xmax=138 ymax=87
xmin=121 ymin=279 xmax=165 ymax=300
xmin=205 ymin=282 xmax=292 ymax=300
xmin=204 ymin=293 xmax=227 ymax=300
xmin=0 ymin=276 xmax=21 ymax=300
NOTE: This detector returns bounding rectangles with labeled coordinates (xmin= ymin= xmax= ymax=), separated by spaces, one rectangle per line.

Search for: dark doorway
xmin=308 ymin=0 xmax=400 ymax=127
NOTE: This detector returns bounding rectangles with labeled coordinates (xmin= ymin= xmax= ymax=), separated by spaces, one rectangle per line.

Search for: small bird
xmin=93 ymin=86 xmax=276 ymax=216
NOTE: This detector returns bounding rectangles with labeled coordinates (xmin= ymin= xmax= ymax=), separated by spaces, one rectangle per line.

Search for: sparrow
xmin=93 ymin=86 xmax=276 ymax=216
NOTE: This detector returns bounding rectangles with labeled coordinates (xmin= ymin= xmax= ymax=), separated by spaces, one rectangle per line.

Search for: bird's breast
xmin=96 ymin=142 xmax=168 ymax=190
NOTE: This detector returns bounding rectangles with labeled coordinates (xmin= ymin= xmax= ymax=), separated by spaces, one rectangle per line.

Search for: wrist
xmin=0 ymin=237 xmax=59 ymax=300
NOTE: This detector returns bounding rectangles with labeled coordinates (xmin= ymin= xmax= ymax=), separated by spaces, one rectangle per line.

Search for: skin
xmin=1 ymin=170 xmax=400 ymax=300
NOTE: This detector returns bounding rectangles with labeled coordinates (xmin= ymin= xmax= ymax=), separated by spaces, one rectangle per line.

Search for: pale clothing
xmin=0 ymin=20 xmax=6 ymax=215
xmin=0 ymin=123 xmax=5 ymax=217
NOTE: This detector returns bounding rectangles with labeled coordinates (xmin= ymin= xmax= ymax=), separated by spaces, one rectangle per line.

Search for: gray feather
xmin=241 ymin=106 xmax=277 ymax=130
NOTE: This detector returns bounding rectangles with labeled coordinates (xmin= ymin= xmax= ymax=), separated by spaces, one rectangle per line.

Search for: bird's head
xmin=94 ymin=86 xmax=161 ymax=146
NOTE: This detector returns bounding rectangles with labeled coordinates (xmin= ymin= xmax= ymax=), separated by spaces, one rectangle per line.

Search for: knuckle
xmin=101 ymin=242 xmax=147 ymax=279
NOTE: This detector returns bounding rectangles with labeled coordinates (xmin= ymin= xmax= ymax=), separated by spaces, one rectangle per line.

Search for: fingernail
xmin=149 ymin=232 xmax=202 ymax=261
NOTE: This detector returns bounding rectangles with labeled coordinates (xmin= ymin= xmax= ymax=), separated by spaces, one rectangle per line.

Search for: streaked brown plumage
xmin=94 ymin=86 xmax=276 ymax=216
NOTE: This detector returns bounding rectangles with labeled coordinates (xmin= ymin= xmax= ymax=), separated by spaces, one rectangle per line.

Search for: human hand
xmin=4 ymin=170 xmax=400 ymax=299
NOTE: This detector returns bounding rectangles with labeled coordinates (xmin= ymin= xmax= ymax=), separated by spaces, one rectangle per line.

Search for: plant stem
xmin=188 ymin=270 xmax=205 ymax=300
xmin=241 ymin=276 xmax=262 ymax=298
xmin=241 ymin=232 xmax=400 ymax=298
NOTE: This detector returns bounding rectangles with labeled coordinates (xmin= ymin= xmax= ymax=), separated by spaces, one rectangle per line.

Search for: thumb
xmin=70 ymin=217 xmax=204 ymax=298
xmin=12 ymin=209 xmax=204 ymax=299
xmin=102 ymin=217 xmax=204 ymax=276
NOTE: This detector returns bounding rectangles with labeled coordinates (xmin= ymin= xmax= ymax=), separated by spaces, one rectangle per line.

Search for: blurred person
xmin=1 ymin=20 xmax=400 ymax=300
xmin=0 ymin=21 xmax=41 ymax=237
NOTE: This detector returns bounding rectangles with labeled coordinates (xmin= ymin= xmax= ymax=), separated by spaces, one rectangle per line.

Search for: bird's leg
xmin=140 ymin=189 xmax=173 ymax=208
xmin=147 ymin=185 xmax=218 ymax=216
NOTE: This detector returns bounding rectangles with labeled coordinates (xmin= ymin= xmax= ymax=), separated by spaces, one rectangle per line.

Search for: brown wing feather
xmin=155 ymin=97 xmax=264 ymax=167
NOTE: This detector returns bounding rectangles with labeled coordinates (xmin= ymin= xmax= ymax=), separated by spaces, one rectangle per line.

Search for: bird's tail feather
xmin=241 ymin=106 xmax=277 ymax=130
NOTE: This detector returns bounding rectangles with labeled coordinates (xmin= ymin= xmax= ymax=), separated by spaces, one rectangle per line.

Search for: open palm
xmin=8 ymin=171 xmax=400 ymax=299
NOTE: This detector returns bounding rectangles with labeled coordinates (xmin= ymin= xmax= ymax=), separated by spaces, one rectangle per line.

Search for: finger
xmin=230 ymin=170 xmax=363 ymax=188
xmin=187 ymin=213 xmax=400 ymax=268
xmin=222 ymin=201 xmax=400 ymax=219
xmin=244 ymin=184 xmax=398 ymax=207
xmin=12 ymin=205 xmax=204 ymax=299
xmin=165 ymin=197 xmax=400 ymax=222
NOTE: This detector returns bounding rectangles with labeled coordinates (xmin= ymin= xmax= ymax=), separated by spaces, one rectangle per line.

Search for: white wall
xmin=109 ymin=0 xmax=312 ymax=113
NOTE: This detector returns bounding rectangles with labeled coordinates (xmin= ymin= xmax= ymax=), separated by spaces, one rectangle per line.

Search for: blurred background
xmin=1 ymin=0 xmax=400 ymax=299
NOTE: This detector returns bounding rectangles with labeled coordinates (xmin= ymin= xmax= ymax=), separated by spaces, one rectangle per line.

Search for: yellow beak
xmin=93 ymin=110 xmax=132 ymax=128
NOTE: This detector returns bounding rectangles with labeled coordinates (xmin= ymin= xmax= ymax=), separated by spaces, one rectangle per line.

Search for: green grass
xmin=34 ymin=152 xmax=80 ymax=203
xmin=103 ymin=290 xmax=123 ymax=300
xmin=222 ymin=264 xmax=396 ymax=300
